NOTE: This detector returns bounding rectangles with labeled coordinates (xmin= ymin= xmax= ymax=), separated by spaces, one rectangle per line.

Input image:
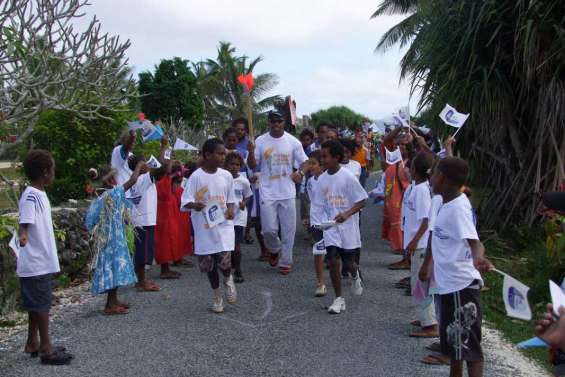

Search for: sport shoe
xmin=225 ymin=275 xmax=237 ymax=304
xmin=352 ymin=273 xmax=363 ymax=296
xmin=212 ymin=296 xmax=224 ymax=313
xmin=328 ymin=297 xmax=346 ymax=314
xmin=315 ymin=284 xmax=327 ymax=297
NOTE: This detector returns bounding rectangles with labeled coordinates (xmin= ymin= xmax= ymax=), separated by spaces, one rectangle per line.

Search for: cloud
xmin=78 ymin=0 xmax=415 ymax=119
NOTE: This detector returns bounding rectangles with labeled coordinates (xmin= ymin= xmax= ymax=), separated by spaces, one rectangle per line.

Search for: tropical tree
xmin=195 ymin=42 xmax=282 ymax=129
xmin=138 ymin=57 xmax=204 ymax=128
xmin=0 ymin=0 xmax=135 ymax=156
xmin=373 ymin=0 xmax=565 ymax=228
xmin=310 ymin=106 xmax=366 ymax=131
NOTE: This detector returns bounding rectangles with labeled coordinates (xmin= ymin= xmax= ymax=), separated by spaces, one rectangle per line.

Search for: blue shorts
xmin=134 ymin=226 xmax=155 ymax=266
xmin=20 ymin=274 xmax=54 ymax=312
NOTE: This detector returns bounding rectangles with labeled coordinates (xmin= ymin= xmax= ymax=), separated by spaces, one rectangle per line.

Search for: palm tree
xmin=374 ymin=0 xmax=565 ymax=228
xmin=194 ymin=42 xmax=281 ymax=130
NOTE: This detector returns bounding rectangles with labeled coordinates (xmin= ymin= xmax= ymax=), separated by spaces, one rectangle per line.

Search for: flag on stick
xmin=549 ymin=280 xmax=565 ymax=317
xmin=439 ymin=104 xmax=469 ymax=131
xmin=173 ymin=137 xmax=198 ymax=151
xmin=493 ymin=268 xmax=532 ymax=320
xmin=385 ymin=147 xmax=403 ymax=165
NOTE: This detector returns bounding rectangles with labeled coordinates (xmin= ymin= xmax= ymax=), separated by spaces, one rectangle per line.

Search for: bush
xmin=30 ymin=109 xmax=133 ymax=204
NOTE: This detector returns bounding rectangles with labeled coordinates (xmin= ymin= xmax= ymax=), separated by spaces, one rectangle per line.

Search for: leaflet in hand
xmin=146 ymin=155 xmax=161 ymax=169
xmin=203 ymin=201 xmax=225 ymax=228
xmin=319 ymin=220 xmax=337 ymax=230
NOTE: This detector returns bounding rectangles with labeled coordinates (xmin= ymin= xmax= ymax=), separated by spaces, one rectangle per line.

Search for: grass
xmin=480 ymin=228 xmax=558 ymax=372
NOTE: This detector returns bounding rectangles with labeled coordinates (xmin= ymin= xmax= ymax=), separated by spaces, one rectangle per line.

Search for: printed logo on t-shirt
xmin=195 ymin=186 xmax=209 ymax=202
xmin=234 ymin=189 xmax=244 ymax=199
xmin=433 ymin=226 xmax=449 ymax=240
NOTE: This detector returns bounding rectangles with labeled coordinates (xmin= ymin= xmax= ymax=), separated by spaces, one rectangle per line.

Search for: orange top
xmin=352 ymin=146 xmax=369 ymax=167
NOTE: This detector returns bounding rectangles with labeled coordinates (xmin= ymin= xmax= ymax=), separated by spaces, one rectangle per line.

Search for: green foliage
xmin=310 ymin=106 xmax=366 ymax=130
xmin=139 ymin=57 xmax=204 ymax=128
xmin=0 ymin=215 xmax=19 ymax=315
xmin=31 ymin=109 xmax=133 ymax=204
xmin=195 ymin=42 xmax=282 ymax=129
xmin=374 ymin=0 xmax=565 ymax=229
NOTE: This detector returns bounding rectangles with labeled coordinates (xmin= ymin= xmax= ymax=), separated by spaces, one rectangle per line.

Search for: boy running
xmin=318 ymin=141 xmax=368 ymax=314
xmin=181 ymin=138 xmax=237 ymax=313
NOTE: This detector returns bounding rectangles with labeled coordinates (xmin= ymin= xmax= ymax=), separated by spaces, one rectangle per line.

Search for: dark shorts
xmin=198 ymin=251 xmax=232 ymax=273
xmin=326 ymin=246 xmax=356 ymax=263
xmin=439 ymin=283 xmax=483 ymax=362
xmin=134 ymin=226 xmax=155 ymax=266
xmin=20 ymin=274 xmax=54 ymax=312
xmin=234 ymin=226 xmax=245 ymax=247
xmin=310 ymin=227 xmax=323 ymax=243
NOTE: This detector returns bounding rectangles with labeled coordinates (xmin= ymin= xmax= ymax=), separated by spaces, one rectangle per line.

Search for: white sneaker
xmin=212 ymin=296 xmax=224 ymax=313
xmin=328 ymin=297 xmax=346 ymax=314
xmin=352 ymin=273 xmax=363 ymax=296
xmin=225 ymin=275 xmax=237 ymax=304
xmin=315 ymin=284 xmax=327 ymax=297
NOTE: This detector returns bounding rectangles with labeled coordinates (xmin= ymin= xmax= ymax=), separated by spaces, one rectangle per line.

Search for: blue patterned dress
xmin=85 ymin=186 xmax=137 ymax=294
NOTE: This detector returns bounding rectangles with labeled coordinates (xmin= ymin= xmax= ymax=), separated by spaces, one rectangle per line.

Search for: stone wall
xmin=0 ymin=208 xmax=94 ymax=315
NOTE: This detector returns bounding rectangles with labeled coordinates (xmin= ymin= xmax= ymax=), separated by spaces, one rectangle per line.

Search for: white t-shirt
xmin=127 ymin=173 xmax=157 ymax=227
xmin=233 ymin=174 xmax=253 ymax=227
xmin=428 ymin=194 xmax=443 ymax=229
xmin=318 ymin=168 xmax=368 ymax=249
xmin=254 ymin=132 xmax=308 ymax=201
xmin=431 ymin=194 xmax=482 ymax=294
xmin=402 ymin=181 xmax=432 ymax=249
xmin=111 ymin=145 xmax=133 ymax=186
xmin=341 ymin=160 xmax=362 ymax=180
xmin=17 ymin=187 xmax=60 ymax=277
xmin=306 ymin=175 xmax=324 ymax=226
xmin=181 ymin=168 xmax=236 ymax=255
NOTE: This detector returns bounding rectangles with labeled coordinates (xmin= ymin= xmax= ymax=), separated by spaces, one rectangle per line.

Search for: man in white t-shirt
xmin=247 ymin=110 xmax=308 ymax=275
xmin=419 ymin=157 xmax=493 ymax=377
xmin=111 ymin=130 xmax=136 ymax=186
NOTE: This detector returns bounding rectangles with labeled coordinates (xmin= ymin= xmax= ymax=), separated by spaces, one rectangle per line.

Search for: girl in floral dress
xmin=85 ymin=161 xmax=147 ymax=315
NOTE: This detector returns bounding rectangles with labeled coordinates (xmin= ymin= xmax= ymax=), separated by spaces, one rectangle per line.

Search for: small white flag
xmin=312 ymin=239 xmax=327 ymax=255
xmin=146 ymin=155 xmax=161 ymax=169
xmin=9 ymin=232 xmax=19 ymax=258
xmin=127 ymin=119 xmax=152 ymax=131
xmin=392 ymin=115 xmax=409 ymax=128
xmin=500 ymin=272 xmax=532 ymax=320
xmin=164 ymin=148 xmax=172 ymax=160
xmin=173 ymin=137 xmax=198 ymax=151
xmin=385 ymin=147 xmax=403 ymax=165
xmin=549 ymin=280 xmax=565 ymax=317
xmin=439 ymin=104 xmax=469 ymax=128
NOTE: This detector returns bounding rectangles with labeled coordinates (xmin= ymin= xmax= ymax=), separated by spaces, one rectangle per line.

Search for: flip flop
xmin=40 ymin=349 xmax=73 ymax=365
xmin=409 ymin=330 xmax=439 ymax=338
xmin=117 ymin=301 xmax=131 ymax=309
xmin=28 ymin=346 xmax=67 ymax=358
xmin=103 ymin=306 xmax=129 ymax=315
xmin=160 ymin=272 xmax=180 ymax=279
xmin=420 ymin=354 xmax=450 ymax=365
xmin=136 ymin=282 xmax=160 ymax=292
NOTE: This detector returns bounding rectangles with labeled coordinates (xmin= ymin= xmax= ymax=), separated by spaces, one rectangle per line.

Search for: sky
xmin=79 ymin=0 xmax=415 ymax=120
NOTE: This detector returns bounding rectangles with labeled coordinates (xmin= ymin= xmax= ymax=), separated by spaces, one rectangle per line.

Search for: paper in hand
xmin=203 ymin=201 xmax=226 ymax=228
xmin=164 ymin=148 xmax=172 ymax=160
xmin=146 ymin=155 xmax=161 ymax=169
xmin=385 ymin=147 xmax=403 ymax=165
xmin=319 ymin=221 xmax=337 ymax=230
xmin=312 ymin=240 xmax=327 ymax=255
xmin=9 ymin=232 xmax=19 ymax=258
xmin=549 ymin=280 xmax=565 ymax=317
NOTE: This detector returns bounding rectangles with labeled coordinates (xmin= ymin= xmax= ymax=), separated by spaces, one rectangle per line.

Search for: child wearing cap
xmin=419 ymin=157 xmax=493 ymax=377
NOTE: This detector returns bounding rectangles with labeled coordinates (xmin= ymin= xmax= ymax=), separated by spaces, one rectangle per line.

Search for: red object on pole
xmin=237 ymin=73 xmax=254 ymax=92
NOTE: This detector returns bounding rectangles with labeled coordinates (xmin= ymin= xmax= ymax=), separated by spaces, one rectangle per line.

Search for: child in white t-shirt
xmin=318 ymin=141 xmax=368 ymax=314
xmin=402 ymin=153 xmax=437 ymax=338
xmin=339 ymin=138 xmax=362 ymax=180
xmin=420 ymin=157 xmax=493 ymax=377
xmin=303 ymin=150 xmax=327 ymax=297
xmin=18 ymin=150 xmax=73 ymax=364
xmin=181 ymin=138 xmax=237 ymax=314
xmin=225 ymin=151 xmax=252 ymax=283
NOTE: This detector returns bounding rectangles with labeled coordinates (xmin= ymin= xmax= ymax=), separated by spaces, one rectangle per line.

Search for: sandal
xmin=420 ymin=354 xmax=450 ymax=365
xmin=40 ymin=349 xmax=73 ymax=365
xmin=160 ymin=271 xmax=180 ymax=280
xmin=28 ymin=346 xmax=67 ymax=358
xmin=103 ymin=306 xmax=129 ymax=315
xmin=409 ymin=329 xmax=439 ymax=338
xmin=117 ymin=301 xmax=131 ymax=309
xmin=136 ymin=281 xmax=161 ymax=292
